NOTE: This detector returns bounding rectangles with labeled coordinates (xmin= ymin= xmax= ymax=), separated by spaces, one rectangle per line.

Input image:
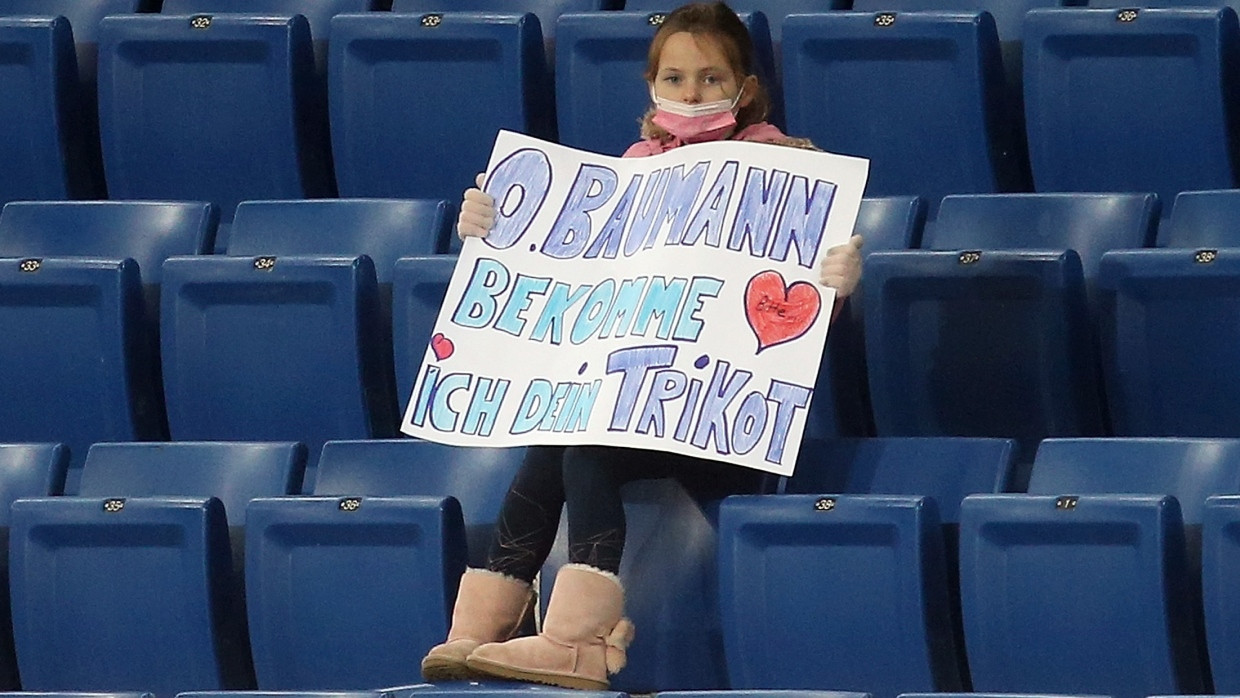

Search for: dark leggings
xmin=485 ymin=444 xmax=766 ymax=581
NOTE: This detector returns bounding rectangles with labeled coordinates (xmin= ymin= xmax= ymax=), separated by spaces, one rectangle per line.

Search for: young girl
xmin=420 ymin=1 xmax=864 ymax=690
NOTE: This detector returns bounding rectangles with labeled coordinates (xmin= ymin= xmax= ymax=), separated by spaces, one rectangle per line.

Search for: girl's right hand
xmin=457 ymin=172 xmax=496 ymax=239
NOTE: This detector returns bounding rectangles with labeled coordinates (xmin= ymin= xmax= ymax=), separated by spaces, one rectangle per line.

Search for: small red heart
xmin=430 ymin=332 xmax=455 ymax=361
xmin=744 ymin=270 xmax=822 ymax=353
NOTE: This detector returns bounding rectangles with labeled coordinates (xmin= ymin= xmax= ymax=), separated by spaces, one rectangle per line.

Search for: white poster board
xmin=401 ymin=130 xmax=868 ymax=476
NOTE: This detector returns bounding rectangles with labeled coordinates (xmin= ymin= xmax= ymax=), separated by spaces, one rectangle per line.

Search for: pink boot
xmin=421 ymin=568 xmax=535 ymax=681
xmin=465 ymin=564 xmax=636 ymax=690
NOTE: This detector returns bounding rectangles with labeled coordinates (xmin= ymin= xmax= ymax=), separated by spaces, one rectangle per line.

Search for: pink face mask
xmin=650 ymin=86 xmax=744 ymax=143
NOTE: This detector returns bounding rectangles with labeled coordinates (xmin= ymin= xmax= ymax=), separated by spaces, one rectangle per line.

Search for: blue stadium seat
xmin=927 ymin=191 xmax=1159 ymax=307
xmin=806 ymin=196 xmax=924 ymax=439
xmin=329 ymin=12 xmax=555 ymax=201
xmin=554 ymin=10 xmax=781 ymax=152
xmin=849 ymin=1 xmax=1078 ymax=41
xmin=380 ymin=691 xmax=623 ymax=698
xmin=11 ymin=498 xmax=247 ymax=694
xmin=1097 ymin=191 xmax=1240 ymax=436
xmin=1159 ymin=189 xmax=1240 ymax=248
xmin=0 ymin=443 xmax=68 ymax=690
xmin=0 ymin=259 xmax=162 ymax=491
xmin=392 ymin=255 xmax=458 ymax=416
xmin=0 ymin=200 xmax=218 ymax=487
xmin=160 ymin=0 xmax=380 ymax=74
xmin=782 ymin=11 xmax=1028 ymax=219
xmin=958 ymin=438 xmax=1240 ymax=698
xmin=0 ymin=16 xmax=97 ymax=205
xmin=9 ymin=441 xmax=304 ymax=695
xmin=161 ymin=256 xmax=394 ymax=492
xmin=1204 ymin=494 xmax=1240 ymax=692
xmin=180 ymin=692 xmax=381 ymax=698
xmin=229 ymin=199 xmax=455 ymax=264
xmin=720 ymin=494 xmax=959 ymax=698
xmin=624 ymin=0 xmax=849 ymax=41
xmin=245 ymin=439 xmax=525 ymax=689
xmin=1023 ymin=7 xmax=1240 ymax=217
xmin=960 ymin=493 xmax=1203 ymax=698
xmin=720 ymin=437 xmax=1013 ymax=697
xmin=864 ymin=249 xmax=1103 ymax=442
xmin=97 ymin=13 xmax=334 ymax=241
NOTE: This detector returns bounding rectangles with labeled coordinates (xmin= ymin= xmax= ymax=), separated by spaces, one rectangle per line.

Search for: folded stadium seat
xmin=179 ymin=692 xmax=382 ymax=698
xmin=1203 ymin=495 xmax=1240 ymax=692
xmin=864 ymin=192 xmax=1159 ymax=447
xmin=0 ymin=16 xmax=98 ymax=205
xmin=97 ymin=14 xmax=335 ymax=251
xmin=623 ymin=0 xmax=849 ymax=44
xmin=719 ymin=437 xmax=1015 ymax=698
xmin=1098 ymin=190 xmax=1240 ymax=437
xmin=9 ymin=441 xmax=306 ymax=696
xmin=244 ymin=439 xmax=525 ymax=689
xmin=1023 ymin=7 xmax=1240 ymax=222
xmin=806 ymin=196 xmax=925 ymax=439
xmin=0 ymin=200 xmax=218 ymax=491
xmin=659 ymin=692 xmax=871 ymax=698
xmin=0 ymin=443 xmax=68 ymax=690
xmin=392 ymin=255 xmax=458 ymax=417
xmin=555 ymin=9 xmax=782 ymax=149
xmin=0 ymin=0 xmax=155 ymax=201
xmin=160 ymin=0 xmax=380 ymax=74
xmin=161 ymin=254 xmax=393 ymax=493
xmin=781 ymin=11 xmax=1029 ymax=222
xmin=959 ymin=437 xmax=1240 ymax=698
xmin=329 ymin=12 xmax=555 ymax=202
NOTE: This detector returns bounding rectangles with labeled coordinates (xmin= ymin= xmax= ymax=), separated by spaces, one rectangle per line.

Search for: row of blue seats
xmin=4 ymin=435 xmax=1240 ymax=698
xmin=6 ymin=5 xmax=1240 ymax=234
xmin=9 ymin=188 xmax=1240 ymax=492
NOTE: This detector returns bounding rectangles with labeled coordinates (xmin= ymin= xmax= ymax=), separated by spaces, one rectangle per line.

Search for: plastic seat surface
xmin=959 ymin=494 xmax=1204 ymax=698
xmin=97 ymin=14 xmax=333 ymax=226
xmin=1023 ymin=7 xmax=1240 ymax=215
xmin=329 ymin=12 xmax=554 ymax=201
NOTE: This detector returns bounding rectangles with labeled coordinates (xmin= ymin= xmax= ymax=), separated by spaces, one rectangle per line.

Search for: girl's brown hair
xmin=641 ymin=1 xmax=771 ymax=134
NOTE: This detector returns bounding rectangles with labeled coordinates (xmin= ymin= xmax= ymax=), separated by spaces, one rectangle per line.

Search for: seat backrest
xmin=391 ymin=0 xmax=622 ymax=56
xmin=623 ymin=0 xmax=849 ymax=42
xmin=1161 ymin=189 xmax=1240 ymax=248
xmin=788 ymin=437 xmax=1015 ymax=521
xmin=720 ymin=494 xmax=960 ymax=698
xmin=0 ymin=443 xmax=69 ymax=689
xmin=0 ymin=259 xmax=161 ymax=491
xmin=1028 ymin=438 xmax=1240 ymax=524
xmin=161 ymin=256 xmax=395 ymax=493
xmin=0 ymin=200 xmax=217 ymax=284
xmin=849 ymin=0 xmax=1074 ymax=41
xmin=10 ymin=496 xmax=250 ymax=694
xmin=928 ymin=192 xmax=1159 ymax=307
xmin=0 ymin=17 xmax=95 ymax=204
xmin=314 ymin=439 xmax=525 ymax=566
xmin=782 ymin=11 xmax=1026 ymax=216
xmin=80 ymin=441 xmax=306 ymax=523
xmin=960 ymin=494 xmax=1205 ymax=698
xmin=98 ymin=14 xmax=333 ymax=226
xmin=160 ymin=0 xmax=377 ymax=40
xmin=392 ymin=255 xmax=460 ymax=416
xmin=1023 ymin=7 xmax=1240 ymax=215
xmin=555 ymin=10 xmax=781 ymax=156
xmin=228 ymin=198 xmax=454 ymax=270
xmin=329 ymin=12 xmax=555 ymax=201
xmin=864 ymin=249 xmax=1104 ymax=442
xmin=1203 ymin=494 xmax=1240 ymax=692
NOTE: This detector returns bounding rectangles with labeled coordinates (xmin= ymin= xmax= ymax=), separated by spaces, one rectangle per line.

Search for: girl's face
xmin=652 ymin=31 xmax=755 ymax=107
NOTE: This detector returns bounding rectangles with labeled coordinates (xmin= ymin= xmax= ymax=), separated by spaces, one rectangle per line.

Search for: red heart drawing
xmin=430 ymin=332 xmax=455 ymax=361
xmin=744 ymin=270 xmax=822 ymax=353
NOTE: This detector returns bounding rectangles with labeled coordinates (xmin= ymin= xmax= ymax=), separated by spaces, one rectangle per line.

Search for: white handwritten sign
xmin=401 ymin=130 xmax=868 ymax=475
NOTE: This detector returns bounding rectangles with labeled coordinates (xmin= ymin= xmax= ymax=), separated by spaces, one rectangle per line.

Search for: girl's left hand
xmin=819 ymin=235 xmax=864 ymax=299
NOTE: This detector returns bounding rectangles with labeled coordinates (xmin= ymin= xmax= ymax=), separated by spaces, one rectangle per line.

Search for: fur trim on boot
xmin=465 ymin=564 xmax=635 ymax=690
xmin=421 ymin=568 xmax=534 ymax=681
